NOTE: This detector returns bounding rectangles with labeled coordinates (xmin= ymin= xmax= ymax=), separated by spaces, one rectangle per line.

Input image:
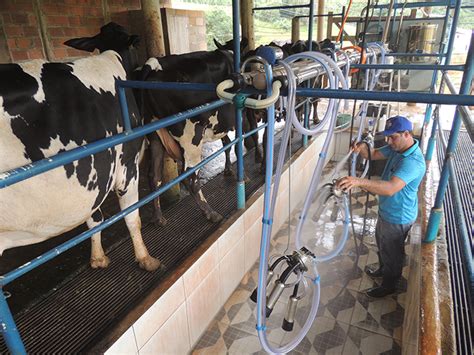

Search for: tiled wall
xmin=105 ymin=134 xmax=333 ymax=354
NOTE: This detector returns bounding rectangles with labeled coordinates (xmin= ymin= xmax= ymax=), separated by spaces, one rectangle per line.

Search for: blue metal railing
xmin=0 ymin=78 xmax=260 ymax=352
xmin=425 ymin=32 xmax=474 ymax=243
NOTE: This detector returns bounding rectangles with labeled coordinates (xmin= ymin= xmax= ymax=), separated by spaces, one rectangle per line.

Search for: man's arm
xmin=336 ymin=176 xmax=406 ymax=196
xmin=353 ymin=142 xmax=387 ymax=161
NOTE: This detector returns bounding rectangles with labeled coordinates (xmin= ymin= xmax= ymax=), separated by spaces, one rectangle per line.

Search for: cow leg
xmin=148 ymin=136 xmax=167 ymax=226
xmin=86 ymin=209 xmax=110 ymax=269
xmin=183 ymin=174 xmax=223 ymax=223
xmin=249 ymin=111 xmax=263 ymax=164
xmin=182 ymin=139 xmax=223 ymax=223
xmin=222 ymin=135 xmax=235 ymax=177
xmin=117 ymin=179 xmax=160 ymax=271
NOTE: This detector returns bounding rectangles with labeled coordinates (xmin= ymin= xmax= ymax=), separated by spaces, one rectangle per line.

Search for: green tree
xmin=205 ymin=9 xmax=233 ymax=49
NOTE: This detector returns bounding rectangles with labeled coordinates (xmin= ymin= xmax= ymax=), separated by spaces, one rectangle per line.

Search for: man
xmin=337 ymin=116 xmax=426 ymax=297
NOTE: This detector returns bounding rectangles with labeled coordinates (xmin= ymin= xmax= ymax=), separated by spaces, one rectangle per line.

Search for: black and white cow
xmin=137 ymin=50 xmax=236 ymax=226
xmin=0 ymin=22 xmax=160 ymax=271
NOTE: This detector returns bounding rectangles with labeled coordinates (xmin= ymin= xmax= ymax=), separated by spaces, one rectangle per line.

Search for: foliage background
xmin=181 ymin=0 xmax=474 ymax=49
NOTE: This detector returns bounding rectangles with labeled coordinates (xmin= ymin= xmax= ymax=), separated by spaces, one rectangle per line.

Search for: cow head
xmin=64 ymin=22 xmax=140 ymax=73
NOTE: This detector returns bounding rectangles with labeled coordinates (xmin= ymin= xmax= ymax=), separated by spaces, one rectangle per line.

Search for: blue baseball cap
xmin=383 ymin=116 xmax=413 ymax=136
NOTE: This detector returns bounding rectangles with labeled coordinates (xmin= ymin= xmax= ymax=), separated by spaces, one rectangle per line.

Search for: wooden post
xmin=241 ymin=0 xmax=255 ymax=51
xmin=327 ymin=11 xmax=333 ymax=42
xmin=141 ymin=0 xmax=166 ymax=57
xmin=291 ymin=17 xmax=300 ymax=43
xmin=141 ymin=0 xmax=180 ymax=204
xmin=317 ymin=0 xmax=325 ymax=41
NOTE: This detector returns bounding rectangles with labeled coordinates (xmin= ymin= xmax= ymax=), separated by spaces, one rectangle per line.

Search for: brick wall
xmin=0 ymin=0 xmax=174 ymax=62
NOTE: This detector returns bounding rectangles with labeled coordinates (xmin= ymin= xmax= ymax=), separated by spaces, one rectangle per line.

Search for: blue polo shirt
xmin=378 ymin=139 xmax=426 ymax=224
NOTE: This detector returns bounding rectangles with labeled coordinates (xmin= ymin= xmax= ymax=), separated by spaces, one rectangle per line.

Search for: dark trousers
xmin=375 ymin=217 xmax=412 ymax=288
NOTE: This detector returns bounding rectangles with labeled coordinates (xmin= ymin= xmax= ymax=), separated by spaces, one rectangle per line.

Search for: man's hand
xmin=336 ymin=176 xmax=361 ymax=191
xmin=351 ymin=141 xmax=363 ymax=154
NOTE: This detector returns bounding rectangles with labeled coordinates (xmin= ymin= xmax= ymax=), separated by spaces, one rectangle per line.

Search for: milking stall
xmin=0 ymin=0 xmax=473 ymax=354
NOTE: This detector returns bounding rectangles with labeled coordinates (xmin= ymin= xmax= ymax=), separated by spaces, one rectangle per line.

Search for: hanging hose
xmin=255 ymin=52 xmax=349 ymax=354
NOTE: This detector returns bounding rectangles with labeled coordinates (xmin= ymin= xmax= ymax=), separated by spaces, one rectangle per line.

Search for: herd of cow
xmin=0 ymin=22 xmax=336 ymax=272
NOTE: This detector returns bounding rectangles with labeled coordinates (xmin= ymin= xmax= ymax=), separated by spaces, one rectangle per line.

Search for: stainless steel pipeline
xmin=244 ymin=46 xmax=382 ymax=90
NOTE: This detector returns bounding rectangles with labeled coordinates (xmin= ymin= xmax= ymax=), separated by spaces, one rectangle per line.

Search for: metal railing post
xmin=232 ymin=0 xmax=246 ymax=209
xmin=0 ymin=292 xmax=26 ymax=354
xmin=425 ymin=32 xmax=474 ymax=242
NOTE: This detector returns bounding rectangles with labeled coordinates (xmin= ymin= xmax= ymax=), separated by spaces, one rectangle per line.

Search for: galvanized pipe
xmin=295 ymin=88 xmax=474 ymax=105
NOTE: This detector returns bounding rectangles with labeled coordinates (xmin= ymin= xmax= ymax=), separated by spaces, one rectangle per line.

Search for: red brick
xmin=27 ymin=14 xmax=37 ymax=26
xmin=11 ymin=50 xmax=29 ymax=61
xmin=49 ymin=27 xmax=65 ymax=37
xmin=4 ymin=25 xmax=23 ymax=37
xmin=51 ymin=38 xmax=68 ymax=48
xmin=42 ymin=4 xmax=61 ymax=15
xmin=80 ymin=17 xmax=102 ymax=27
xmin=47 ymin=15 xmax=70 ymax=26
xmin=0 ymin=1 xmax=14 ymax=11
xmin=11 ymin=13 xmax=29 ymax=24
xmin=70 ymin=6 xmax=86 ymax=16
xmin=62 ymin=27 xmax=76 ymax=37
xmin=1 ymin=13 xmax=12 ymax=24
xmin=28 ymin=48 xmax=45 ymax=60
xmin=13 ymin=2 xmax=34 ymax=12
xmin=67 ymin=47 xmax=91 ymax=58
xmin=6 ymin=38 xmax=16 ymax=48
xmin=53 ymin=48 xmax=68 ymax=60
xmin=33 ymin=37 xmax=43 ymax=48
xmin=23 ymin=26 xmax=39 ymax=36
xmin=69 ymin=16 xmax=81 ymax=26
xmin=16 ymin=38 xmax=33 ymax=49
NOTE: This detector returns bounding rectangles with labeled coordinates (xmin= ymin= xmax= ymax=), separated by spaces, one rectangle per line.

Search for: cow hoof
xmin=138 ymin=256 xmax=161 ymax=272
xmin=208 ymin=211 xmax=223 ymax=223
xmin=90 ymin=256 xmax=110 ymax=269
xmin=224 ymin=169 xmax=236 ymax=178
xmin=152 ymin=216 xmax=167 ymax=227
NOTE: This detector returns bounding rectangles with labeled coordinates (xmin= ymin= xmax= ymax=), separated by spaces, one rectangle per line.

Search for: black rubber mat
xmin=0 ymin=129 xmax=307 ymax=353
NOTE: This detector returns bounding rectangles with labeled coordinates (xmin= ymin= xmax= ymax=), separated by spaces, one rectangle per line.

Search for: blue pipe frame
xmin=425 ymin=0 xmax=464 ymax=161
xmin=425 ymin=32 xmax=474 ymax=243
xmin=0 ymin=1 xmax=472 ymax=350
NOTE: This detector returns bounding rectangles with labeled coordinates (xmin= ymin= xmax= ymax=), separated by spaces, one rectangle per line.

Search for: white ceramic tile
xmin=244 ymin=218 xmax=263 ymax=272
xmin=272 ymin=189 xmax=290 ymax=234
xmin=218 ymin=215 xmax=244 ymax=259
xmin=186 ymin=266 xmax=221 ymax=346
xmin=139 ymin=303 xmax=190 ymax=355
xmin=277 ymin=169 xmax=289 ymax=193
xmin=244 ymin=194 xmax=264 ymax=230
xmin=105 ymin=326 xmax=138 ymax=355
xmin=183 ymin=242 xmax=219 ymax=298
xmin=134 ymin=278 xmax=185 ymax=349
xmin=219 ymin=237 xmax=245 ymax=303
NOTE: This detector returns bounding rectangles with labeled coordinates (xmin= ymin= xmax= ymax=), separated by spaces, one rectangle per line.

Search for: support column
xmin=241 ymin=0 xmax=255 ymax=51
xmin=291 ymin=17 xmax=300 ymax=43
xmin=317 ymin=0 xmax=325 ymax=41
xmin=141 ymin=0 xmax=166 ymax=57
xmin=141 ymin=0 xmax=180 ymax=205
